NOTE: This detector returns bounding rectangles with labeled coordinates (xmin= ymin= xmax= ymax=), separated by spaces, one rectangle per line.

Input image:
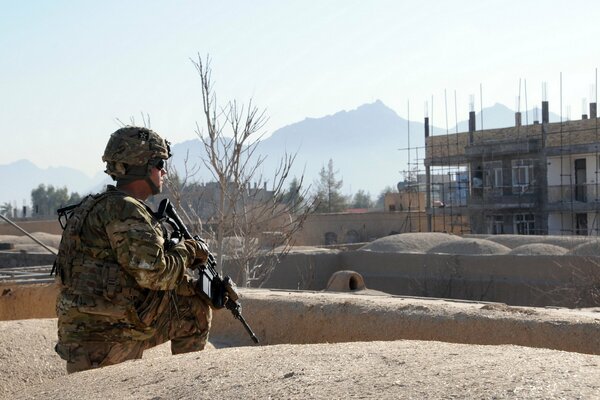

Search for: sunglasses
xmin=153 ymin=159 xmax=167 ymax=171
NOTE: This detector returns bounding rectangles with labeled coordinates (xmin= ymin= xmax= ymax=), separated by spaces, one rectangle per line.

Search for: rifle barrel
xmin=229 ymin=305 xmax=259 ymax=344
xmin=236 ymin=312 xmax=260 ymax=344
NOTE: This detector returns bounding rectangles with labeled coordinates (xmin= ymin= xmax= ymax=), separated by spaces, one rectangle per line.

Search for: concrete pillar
xmin=542 ymin=101 xmax=549 ymax=124
xmin=424 ymin=117 xmax=432 ymax=232
xmin=515 ymin=112 xmax=522 ymax=127
xmin=426 ymin=165 xmax=432 ymax=232
xmin=590 ymin=103 xmax=597 ymax=119
xmin=468 ymin=111 xmax=476 ymax=144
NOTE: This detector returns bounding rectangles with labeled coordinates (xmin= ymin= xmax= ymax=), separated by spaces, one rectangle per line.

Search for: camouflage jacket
xmin=55 ymin=185 xmax=195 ymax=343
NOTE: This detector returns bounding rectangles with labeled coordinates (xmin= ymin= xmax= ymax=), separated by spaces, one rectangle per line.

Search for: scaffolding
xmin=418 ymin=73 xmax=600 ymax=238
xmin=553 ymin=72 xmax=600 ymax=236
xmin=397 ymin=92 xmax=471 ymax=235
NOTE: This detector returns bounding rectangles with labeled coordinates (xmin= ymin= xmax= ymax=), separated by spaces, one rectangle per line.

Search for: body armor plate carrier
xmin=53 ymin=191 xmax=139 ymax=301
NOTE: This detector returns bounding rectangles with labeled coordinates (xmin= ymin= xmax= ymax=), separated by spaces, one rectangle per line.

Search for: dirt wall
xmin=293 ymin=212 xmax=449 ymax=245
xmin=4 ymin=249 xmax=597 ymax=309
xmin=3 ymin=285 xmax=599 ymax=356
xmin=0 ymin=283 xmax=59 ymax=320
xmin=213 ymin=290 xmax=600 ymax=355
xmin=339 ymin=252 xmax=591 ymax=307
xmin=0 ymin=220 xmax=62 ymax=236
xmin=0 ymin=251 xmax=56 ymax=268
xmin=249 ymin=251 xmax=599 ymax=308
xmin=241 ymin=251 xmax=340 ymax=291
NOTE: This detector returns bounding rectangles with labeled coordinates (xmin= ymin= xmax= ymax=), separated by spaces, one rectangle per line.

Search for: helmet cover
xmin=102 ymin=126 xmax=171 ymax=181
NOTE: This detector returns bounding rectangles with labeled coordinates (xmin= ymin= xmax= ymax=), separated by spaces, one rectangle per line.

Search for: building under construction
xmin=423 ymin=98 xmax=600 ymax=236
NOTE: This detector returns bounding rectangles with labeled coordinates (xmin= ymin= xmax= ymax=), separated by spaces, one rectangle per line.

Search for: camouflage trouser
xmin=58 ymin=293 xmax=211 ymax=374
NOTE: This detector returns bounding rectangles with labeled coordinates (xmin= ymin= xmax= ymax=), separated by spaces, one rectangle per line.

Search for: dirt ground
xmin=2 ymin=316 xmax=599 ymax=399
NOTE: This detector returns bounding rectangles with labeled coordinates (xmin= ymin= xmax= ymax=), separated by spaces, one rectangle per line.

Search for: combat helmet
xmin=102 ymin=126 xmax=171 ymax=193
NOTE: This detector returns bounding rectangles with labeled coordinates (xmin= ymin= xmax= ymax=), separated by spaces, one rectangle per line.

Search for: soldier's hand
xmin=223 ymin=276 xmax=240 ymax=303
xmin=183 ymin=239 xmax=209 ymax=267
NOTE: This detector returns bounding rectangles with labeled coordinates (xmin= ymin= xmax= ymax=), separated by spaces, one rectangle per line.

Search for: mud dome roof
xmin=483 ymin=234 xmax=593 ymax=250
xmin=427 ymin=238 xmax=511 ymax=255
xmin=508 ymin=243 xmax=569 ymax=256
xmin=567 ymin=241 xmax=600 ymax=256
xmin=359 ymin=232 xmax=462 ymax=254
xmin=274 ymin=246 xmax=340 ymax=255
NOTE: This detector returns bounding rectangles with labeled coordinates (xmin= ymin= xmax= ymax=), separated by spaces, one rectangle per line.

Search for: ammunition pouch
xmin=69 ymin=257 xmax=139 ymax=301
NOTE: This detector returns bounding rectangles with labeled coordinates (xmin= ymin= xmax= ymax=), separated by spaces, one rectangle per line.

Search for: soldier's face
xmin=151 ymin=163 xmax=167 ymax=192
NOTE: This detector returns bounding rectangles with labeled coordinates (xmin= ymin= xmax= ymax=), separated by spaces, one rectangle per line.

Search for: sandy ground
xmin=2 ymin=318 xmax=599 ymax=399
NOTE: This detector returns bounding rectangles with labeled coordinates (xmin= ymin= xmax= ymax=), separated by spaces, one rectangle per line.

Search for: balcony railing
xmin=469 ymin=184 xmax=540 ymax=207
xmin=547 ymin=184 xmax=600 ymax=208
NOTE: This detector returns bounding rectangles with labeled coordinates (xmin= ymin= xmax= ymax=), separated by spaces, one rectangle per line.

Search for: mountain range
xmin=169 ymin=99 xmax=430 ymax=198
xmin=1 ymin=101 xmax=562 ymax=208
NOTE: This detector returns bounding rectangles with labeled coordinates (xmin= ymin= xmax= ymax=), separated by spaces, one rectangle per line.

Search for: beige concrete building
xmin=425 ymin=100 xmax=600 ymax=235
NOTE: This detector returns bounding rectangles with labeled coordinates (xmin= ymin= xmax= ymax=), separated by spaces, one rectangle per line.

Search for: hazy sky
xmin=2 ymin=0 xmax=600 ymax=177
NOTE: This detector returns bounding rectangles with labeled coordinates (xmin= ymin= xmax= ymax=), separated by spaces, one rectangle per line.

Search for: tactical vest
xmin=54 ymin=190 xmax=141 ymax=302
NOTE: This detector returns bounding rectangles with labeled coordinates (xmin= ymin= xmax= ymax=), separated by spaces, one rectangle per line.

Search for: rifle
xmin=155 ymin=199 xmax=259 ymax=344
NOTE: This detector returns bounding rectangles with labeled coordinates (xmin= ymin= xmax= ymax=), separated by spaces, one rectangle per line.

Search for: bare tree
xmin=189 ymin=54 xmax=314 ymax=287
xmin=115 ymin=112 xmax=152 ymax=129
xmin=163 ymin=150 xmax=204 ymax=234
xmin=0 ymin=202 xmax=13 ymax=217
xmin=541 ymin=259 xmax=600 ymax=308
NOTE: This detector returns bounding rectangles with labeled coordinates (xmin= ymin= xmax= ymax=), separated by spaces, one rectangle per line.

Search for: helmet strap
xmin=116 ymin=176 xmax=139 ymax=187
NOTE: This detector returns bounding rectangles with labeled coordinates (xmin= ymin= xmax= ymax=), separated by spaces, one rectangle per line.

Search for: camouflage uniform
xmin=54 ymin=127 xmax=211 ymax=373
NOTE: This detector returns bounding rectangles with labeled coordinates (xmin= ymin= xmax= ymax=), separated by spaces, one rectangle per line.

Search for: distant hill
xmin=0 ymin=159 xmax=107 ymax=209
xmin=1 ymin=101 xmax=568 ymax=207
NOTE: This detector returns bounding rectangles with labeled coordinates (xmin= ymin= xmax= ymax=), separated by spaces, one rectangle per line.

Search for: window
xmin=574 ymin=158 xmax=587 ymax=202
xmin=576 ymin=213 xmax=588 ymax=236
xmin=512 ymin=159 xmax=534 ymax=194
xmin=483 ymin=161 xmax=503 ymax=189
xmin=514 ymin=214 xmax=535 ymax=235
xmin=483 ymin=161 xmax=503 ymax=197
xmin=494 ymin=168 xmax=503 ymax=188
xmin=487 ymin=215 xmax=504 ymax=234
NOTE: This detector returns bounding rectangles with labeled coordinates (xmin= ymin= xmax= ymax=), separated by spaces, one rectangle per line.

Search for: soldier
xmin=54 ymin=126 xmax=212 ymax=373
